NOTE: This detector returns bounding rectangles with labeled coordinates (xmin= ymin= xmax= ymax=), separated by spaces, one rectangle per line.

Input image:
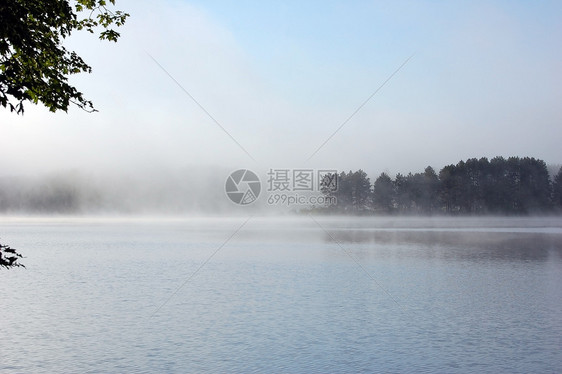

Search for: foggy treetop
xmin=320 ymin=156 xmax=562 ymax=215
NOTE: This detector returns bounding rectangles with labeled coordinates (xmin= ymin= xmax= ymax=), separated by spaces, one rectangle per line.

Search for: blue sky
xmin=0 ymin=0 xmax=560 ymax=178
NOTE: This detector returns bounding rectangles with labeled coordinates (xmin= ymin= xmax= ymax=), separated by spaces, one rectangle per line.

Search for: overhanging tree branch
xmin=1 ymin=242 xmax=25 ymax=269
xmin=0 ymin=0 xmax=129 ymax=114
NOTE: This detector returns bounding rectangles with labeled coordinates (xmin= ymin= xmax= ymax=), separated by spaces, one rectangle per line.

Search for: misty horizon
xmin=0 ymin=155 xmax=560 ymax=215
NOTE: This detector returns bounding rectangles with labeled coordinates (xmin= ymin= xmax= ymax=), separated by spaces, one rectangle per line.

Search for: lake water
xmin=2 ymin=216 xmax=562 ymax=373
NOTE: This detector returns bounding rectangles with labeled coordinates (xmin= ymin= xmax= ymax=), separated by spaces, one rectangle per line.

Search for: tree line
xmin=319 ymin=156 xmax=562 ymax=214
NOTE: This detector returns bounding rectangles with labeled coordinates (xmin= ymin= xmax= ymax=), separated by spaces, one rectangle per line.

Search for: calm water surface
xmin=1 ymin=216 xmax=561 ymax=373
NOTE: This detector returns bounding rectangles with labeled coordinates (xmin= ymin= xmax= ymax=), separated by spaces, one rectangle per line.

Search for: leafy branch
xmin=0 ymin=242 xmax=25 ymax=269
xmin=0 ymin=0 xmax=129 ymax=114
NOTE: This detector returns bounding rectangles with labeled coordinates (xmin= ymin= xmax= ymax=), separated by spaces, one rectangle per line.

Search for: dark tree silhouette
xmin=348 ymin=170 xmax=371 ymax=212
xmin=319 ymin=155 xmax=557 ymax=215
xmin=332 ymin=171 xmax=352 ymax=212
xmin=328 ymin=170 xmax=371 ymax=213
xmin=438 ymin=164 xmax=456 ymax=213
xmin=1 ymin=0 xmax=129 ymax=114
xmin=372 ymin=172 xmax=395 ymax=213
xmin=1 ymin=242 xmax=24 ymax=269
xmin=394 ymin=173 xmax=412 ymax=213
xmin=552 ymin=167 xmax=562 ymax=210
xmin=422 ymin=166 xmax=440 ymax=213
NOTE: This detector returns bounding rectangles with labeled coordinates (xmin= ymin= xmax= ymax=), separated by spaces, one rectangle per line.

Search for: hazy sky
xmin=1 ymin=0 xmax=560 ymax=178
